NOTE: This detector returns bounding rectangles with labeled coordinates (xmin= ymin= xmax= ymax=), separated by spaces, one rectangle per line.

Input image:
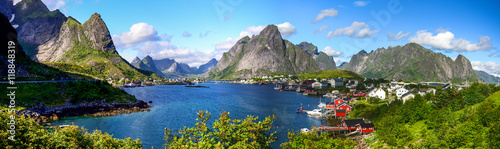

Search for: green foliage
xmin=0 ymin=81 xmax=137 ymax=107
xmin=164 ymin=111 xmax=277 ymax=148
xmin=349 ymin=83 xmax=500 ymax=148
xmin=0 ymin=112 xmax=142 ymax=148
xmin=280 ymin=130 xmax=355 ymax=149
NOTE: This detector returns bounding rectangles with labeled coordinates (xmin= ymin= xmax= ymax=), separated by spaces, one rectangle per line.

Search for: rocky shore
xmin=16 ymin=100 xmax=151 ymax=123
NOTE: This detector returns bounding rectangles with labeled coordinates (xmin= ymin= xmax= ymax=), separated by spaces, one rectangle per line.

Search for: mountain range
xmin=131 ymin=56 xmax=218 ymax=78
xmin=475 ymin=70 xmax=500 ymax=84
xmin=205 ymin=25 xmax=323 ymax=79
xmin=344 ymin=43 xmax=480 ymax=83
xmin=2 ymin=0 xmax=160 ymax=80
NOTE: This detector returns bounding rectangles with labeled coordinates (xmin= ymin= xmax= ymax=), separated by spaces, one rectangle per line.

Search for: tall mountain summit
xmin=205 ymin=25 xmax=321 ymax=79
xmin=4 ymin=0 xmax=160 ymax=80
xmin=345 ymin=43 xmax=480 ymax=83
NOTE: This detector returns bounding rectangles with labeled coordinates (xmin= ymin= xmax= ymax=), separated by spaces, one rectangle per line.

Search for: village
xmin=251 ymin=74 xmax=473 ymax=137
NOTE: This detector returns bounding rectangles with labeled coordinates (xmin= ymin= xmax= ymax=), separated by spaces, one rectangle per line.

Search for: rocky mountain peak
xmin=257 ymin=25 xmax=282 ymax=42
xmin=144 ymin=55 xmax=153 ymax=60
xmin=357 ymin=50 xmax=368 ymax=56
xmin=82 ymin=13 xmax=116 ymax=53
xmin=297 ymin=42 xmax=318 ymax=56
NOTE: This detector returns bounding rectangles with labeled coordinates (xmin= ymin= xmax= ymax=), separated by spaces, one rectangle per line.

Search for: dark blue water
xmin=51 ymin=83 xmax=328 ymax=148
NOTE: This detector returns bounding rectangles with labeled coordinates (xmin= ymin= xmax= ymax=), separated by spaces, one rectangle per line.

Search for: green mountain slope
xmin=41 ymin=15 xmax=160 ymax=80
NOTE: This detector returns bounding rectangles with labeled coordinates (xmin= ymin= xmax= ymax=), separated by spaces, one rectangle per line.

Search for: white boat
xmin=323 ymin=93 xmax=334 ymax=98
xmin=317 ymin=102 xmax=326 ymax=108
xmin=306 ymin=109 xmax=322 ymax=116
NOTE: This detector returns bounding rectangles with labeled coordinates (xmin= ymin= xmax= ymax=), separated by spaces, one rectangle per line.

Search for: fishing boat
xmin=296 ymin=108 xmax=306 ymax=113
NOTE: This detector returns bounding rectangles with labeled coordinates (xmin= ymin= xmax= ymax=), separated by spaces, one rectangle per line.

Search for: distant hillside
xmin=130 ymin=56 xmax=218 ymax=78
xmin=297 ymin=42 xmax=336 ymax=70
xmin=338 ymin=62 xmax=348 ymax=70
xmin=475 ymin=70 xmax=500 ymax=84
xmin=345 ymin=43 xmax=480 ymax=83
xmin=205 ymin=25 xmax=321 ymax=79
xmin=297 ymin=69 xmax=363 ymax=80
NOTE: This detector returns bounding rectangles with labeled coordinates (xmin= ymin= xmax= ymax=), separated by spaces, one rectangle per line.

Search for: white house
xmin=396 ymin=88 xmax=409 ymax=98
xmin=328 ymin=78 xmax=344 ymax=87
xmin=312 ymin=81 xmax=322 ymax=89
xmin=401 ymin=92 xmax=415 ymax=103
xmin=418 ymin=88 xmax=436 ymax=96
xmin=368 ymin=87 xmax=386 ymax=99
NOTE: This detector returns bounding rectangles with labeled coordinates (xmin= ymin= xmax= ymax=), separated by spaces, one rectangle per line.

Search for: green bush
xmin=164 ymin=110 xmax=276 ymax=148
xmin=0 ymin=112 xmax=142 ymax=148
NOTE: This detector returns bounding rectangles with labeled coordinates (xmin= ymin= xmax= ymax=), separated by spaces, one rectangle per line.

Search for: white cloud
xmin=112 ymin=22 xmax=162 ymax=49
xmin=354 ymin=1 xmax=369 ymax=7
xmin=313 ymin=8 xmax=338 ymax=23
xmin=134 ymin=41 xmax=224 ymax=67
xmin=408 ymin=30 xmax=493 ymax=52
xmin=215 ymin=37 xmax=236 ymax=51
xmin=239 ymin=25 xmax=265 ymax=38
xmin=471 ymin=61 xmax=500 ymax=77
xmin=42 ymin=0 xmax=66 ymax=10
xmin=314 ymin=25 xmax=329 ymax=34
xmin=387 ymin=31 xmax=410 ymax=40
xmin=327 ymin=21 xmax=378 ymax=38
xmin=277 ymin=22 xmax=297 ymax=38
xmin=321 ymin=46 xmax=343 ymax=57
xmin=183 ymin=31 xmax=192 ymax=37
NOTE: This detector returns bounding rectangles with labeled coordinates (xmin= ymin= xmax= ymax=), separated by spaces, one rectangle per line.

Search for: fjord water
xmin=51 ymin=83 xmax=326 ymax=148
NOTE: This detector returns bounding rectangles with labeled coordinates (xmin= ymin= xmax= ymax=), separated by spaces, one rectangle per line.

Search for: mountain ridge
xmin=345 ymin=43 xmax=480 ymax=83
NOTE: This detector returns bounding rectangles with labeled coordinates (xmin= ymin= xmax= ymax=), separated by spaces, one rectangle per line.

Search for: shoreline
xmin=16 ymin=100 xmax=151 ymax=123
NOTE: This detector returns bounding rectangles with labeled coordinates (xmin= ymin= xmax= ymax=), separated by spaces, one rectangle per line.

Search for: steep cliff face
xmin=205 ymin=25 xmax=320 ymax=79
xmin=345 ymin=43 xmax=480 ymax=83
xmin=0 ymin=14 xmax=68 ymax=79
xmin=297 ymin=42 xmax=336 ymax=70
xmin=13 ymin=0 xmax=67 ymax=58
xmin=197 ymin=58 xmax=218 ymax=74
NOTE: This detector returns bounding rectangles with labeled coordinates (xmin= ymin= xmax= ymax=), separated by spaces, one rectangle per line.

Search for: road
xmin=0 ymin=80 xmax=80 ymax=84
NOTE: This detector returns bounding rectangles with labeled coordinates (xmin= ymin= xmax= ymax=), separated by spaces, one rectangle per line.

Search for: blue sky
xmin=17 ymin=0 xmax=500 ymax=76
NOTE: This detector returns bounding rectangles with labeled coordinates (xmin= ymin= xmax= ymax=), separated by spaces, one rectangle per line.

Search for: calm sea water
xmin=50 ymin=83 xmax=329 ymax=148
